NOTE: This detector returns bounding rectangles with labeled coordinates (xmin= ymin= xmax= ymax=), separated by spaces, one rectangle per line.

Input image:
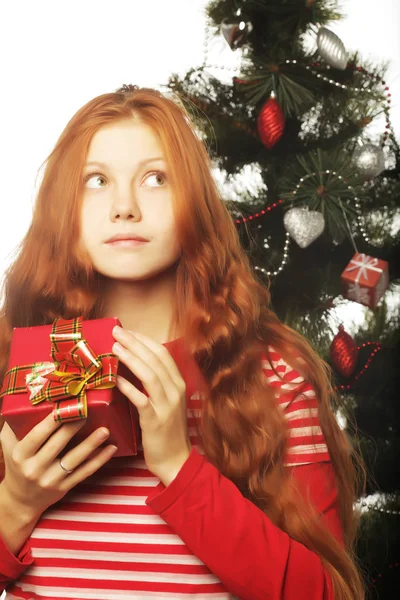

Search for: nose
xmin=110 ymin=188 xmax=140 ymax=222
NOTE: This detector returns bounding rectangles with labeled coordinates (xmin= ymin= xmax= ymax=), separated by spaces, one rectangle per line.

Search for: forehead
xmin=86 ymin=121 xmax=165 ymax=165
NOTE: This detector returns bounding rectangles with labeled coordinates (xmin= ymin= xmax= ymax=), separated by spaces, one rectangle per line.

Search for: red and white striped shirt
xmin=0 ymin=341 xmax=341 ymax=599
xmin=261 ymin=346 xmax=331 ymax=467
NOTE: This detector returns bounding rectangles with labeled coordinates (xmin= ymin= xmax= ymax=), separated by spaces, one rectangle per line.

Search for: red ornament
xmin=330 ymin=325 xmax=359 ymax=378
xmin=257 ymin=95 xmax=285 ymax=149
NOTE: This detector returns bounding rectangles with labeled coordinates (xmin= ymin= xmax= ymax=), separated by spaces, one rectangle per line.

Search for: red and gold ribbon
xmin=0 ymin=317 xmax=118 ymax=423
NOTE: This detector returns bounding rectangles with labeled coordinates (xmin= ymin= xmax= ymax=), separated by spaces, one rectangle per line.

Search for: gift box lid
xmin=6 ymin=316 xmax=121 ymax=368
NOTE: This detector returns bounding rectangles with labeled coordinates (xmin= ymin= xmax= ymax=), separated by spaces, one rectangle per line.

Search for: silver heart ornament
xmin=283 ymin=207 xmax=325 ymax=248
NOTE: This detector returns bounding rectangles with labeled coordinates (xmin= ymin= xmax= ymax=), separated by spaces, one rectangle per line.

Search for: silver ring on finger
xmin=59 ymin=457 xmax=75 ymax=474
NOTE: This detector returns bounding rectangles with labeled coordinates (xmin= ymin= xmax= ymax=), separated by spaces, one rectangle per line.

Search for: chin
xmin=92 ymin=255 xmax=181 ymax=282
xmin=101 ymin=271 xmax=154 ymax=282
xmin=96 ymin=265 xmax=168 ymax=282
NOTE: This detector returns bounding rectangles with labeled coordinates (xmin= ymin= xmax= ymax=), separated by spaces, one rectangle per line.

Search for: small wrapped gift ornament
xmin=0 ymin=316 xmax=140 ymax=458
xmin=341 ymin=252 xmax=389 ymax=309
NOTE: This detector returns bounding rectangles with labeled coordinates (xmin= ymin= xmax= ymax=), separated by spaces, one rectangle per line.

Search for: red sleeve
xmin=288 ymin=461 xmax=344 ymax=548
xmin=0 ymin=536 xmax=34 ymax=593
xmin=146 ymin=446 xmax=341 ymax=600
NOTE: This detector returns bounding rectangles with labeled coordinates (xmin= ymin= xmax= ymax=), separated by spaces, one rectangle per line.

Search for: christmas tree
xmin=165 ymin=0 xmax=400 ymax=597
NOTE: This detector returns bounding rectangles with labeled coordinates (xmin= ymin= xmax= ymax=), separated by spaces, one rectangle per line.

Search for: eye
xmin=84 ymin=173 xmax=107 ymax=188
xmin=143 ymin=171 xmax=167 ymax=187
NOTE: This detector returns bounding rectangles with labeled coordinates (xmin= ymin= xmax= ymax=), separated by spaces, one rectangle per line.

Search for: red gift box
xmin=0 ymin=316 xmax=140 ymax=458
xmin=341 ymin=252 xmax=389 ymax=309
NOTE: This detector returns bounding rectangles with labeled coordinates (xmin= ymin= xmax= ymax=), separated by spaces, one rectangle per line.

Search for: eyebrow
xmin=83 ymin=157 xmax=165 ymax=170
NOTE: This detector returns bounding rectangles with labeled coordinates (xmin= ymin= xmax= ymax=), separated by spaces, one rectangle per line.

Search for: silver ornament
xmin=352 ymin=143 xmax=385 ymax=178
xmin=283 ymin=207 xmax=325 ymax=248
xmin=221 ymin=18 xmax=253 ymax=50
xmin=317 ymin=27 xmax=348 ymax=70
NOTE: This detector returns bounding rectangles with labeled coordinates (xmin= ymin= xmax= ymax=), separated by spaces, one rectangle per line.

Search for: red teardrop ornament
xmin=330 ymin=325 xmax=359 ymax=378
xmin=257 ymin=96 xmax=285 ymax=149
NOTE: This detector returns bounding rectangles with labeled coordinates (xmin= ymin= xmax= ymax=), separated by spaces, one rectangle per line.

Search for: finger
xmin=128 ymin=330 xmax=186 ymax=388
xmin=17 ymin=412 xmax=83 ymax=461
xmin=116 ymin=375 xmax=154 ymax=412
xmin=0 ymin=421 xmax=19 ymax=451
xmin=124 ymin=333 xmax=186 ymax=405
xmin=35 ymin=420 xmax=101 ymax=468
xmin=60 ymin=444 xmax=118 ymax=492
xmin=113 ymin=328 xmax=175 ymax=385
xmin=114 ymin=345 xmax=169 ymax=410
xmin=47 ymin=426 xmax=111 ymax=475
xmin=113 ymin=329 xmax=178 ymax=395
xmin=0 ymin=412 xmax=60 ymax=453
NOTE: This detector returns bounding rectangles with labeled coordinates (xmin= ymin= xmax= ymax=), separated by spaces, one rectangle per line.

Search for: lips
xmin=107 ymin=238 xmax=148 ymax=248
xmin=105 ymin=234 xmax=149 ymax=243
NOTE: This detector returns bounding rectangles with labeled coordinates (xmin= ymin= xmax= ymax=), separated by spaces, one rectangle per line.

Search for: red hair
xmin=0 ymin=86 xmax=367 ymax=598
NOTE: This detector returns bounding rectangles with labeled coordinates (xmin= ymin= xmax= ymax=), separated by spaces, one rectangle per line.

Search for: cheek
xmin=152 ymin=211 xmax=178 ymax=246
xmin=161 ymin=227 xmax=182 ymax=260
xmin=80 ymin=200 xmax=104 ymax=241
xmin=79 ymin=208 xmax=91 ymax=246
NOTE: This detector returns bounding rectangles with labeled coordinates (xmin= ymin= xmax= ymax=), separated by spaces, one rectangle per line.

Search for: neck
xmin=98 ymin=269 xmax=180 ymax=345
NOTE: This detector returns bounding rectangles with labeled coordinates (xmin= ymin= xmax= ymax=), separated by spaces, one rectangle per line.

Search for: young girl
xmin=0 ymin=85 xmax=366 ymax=599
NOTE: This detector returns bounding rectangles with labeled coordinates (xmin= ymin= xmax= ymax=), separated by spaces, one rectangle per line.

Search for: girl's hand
xmin=112 ymin=326 xmax=191 ymax=484
xmin=0 ymin=413 xmax=118 ymax=520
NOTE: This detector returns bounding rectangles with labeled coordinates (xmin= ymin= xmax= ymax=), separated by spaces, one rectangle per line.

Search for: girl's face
xmin=80 ymin=120 xmax=181 ymax=282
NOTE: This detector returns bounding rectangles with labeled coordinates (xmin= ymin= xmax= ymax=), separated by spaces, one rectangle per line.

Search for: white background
xmin=0 ymin=0 xmax=398 ymax=331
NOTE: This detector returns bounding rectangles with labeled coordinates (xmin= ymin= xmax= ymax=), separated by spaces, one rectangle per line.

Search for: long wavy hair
xmin=0 ymin=86 xmax=367 ymax=598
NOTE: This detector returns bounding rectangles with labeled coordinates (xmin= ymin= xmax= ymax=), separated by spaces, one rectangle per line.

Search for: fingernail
xmin=113 ymin=342 xmax=124 ymax=354
xmin=98 ymin=428 xmax=110 ymax=440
